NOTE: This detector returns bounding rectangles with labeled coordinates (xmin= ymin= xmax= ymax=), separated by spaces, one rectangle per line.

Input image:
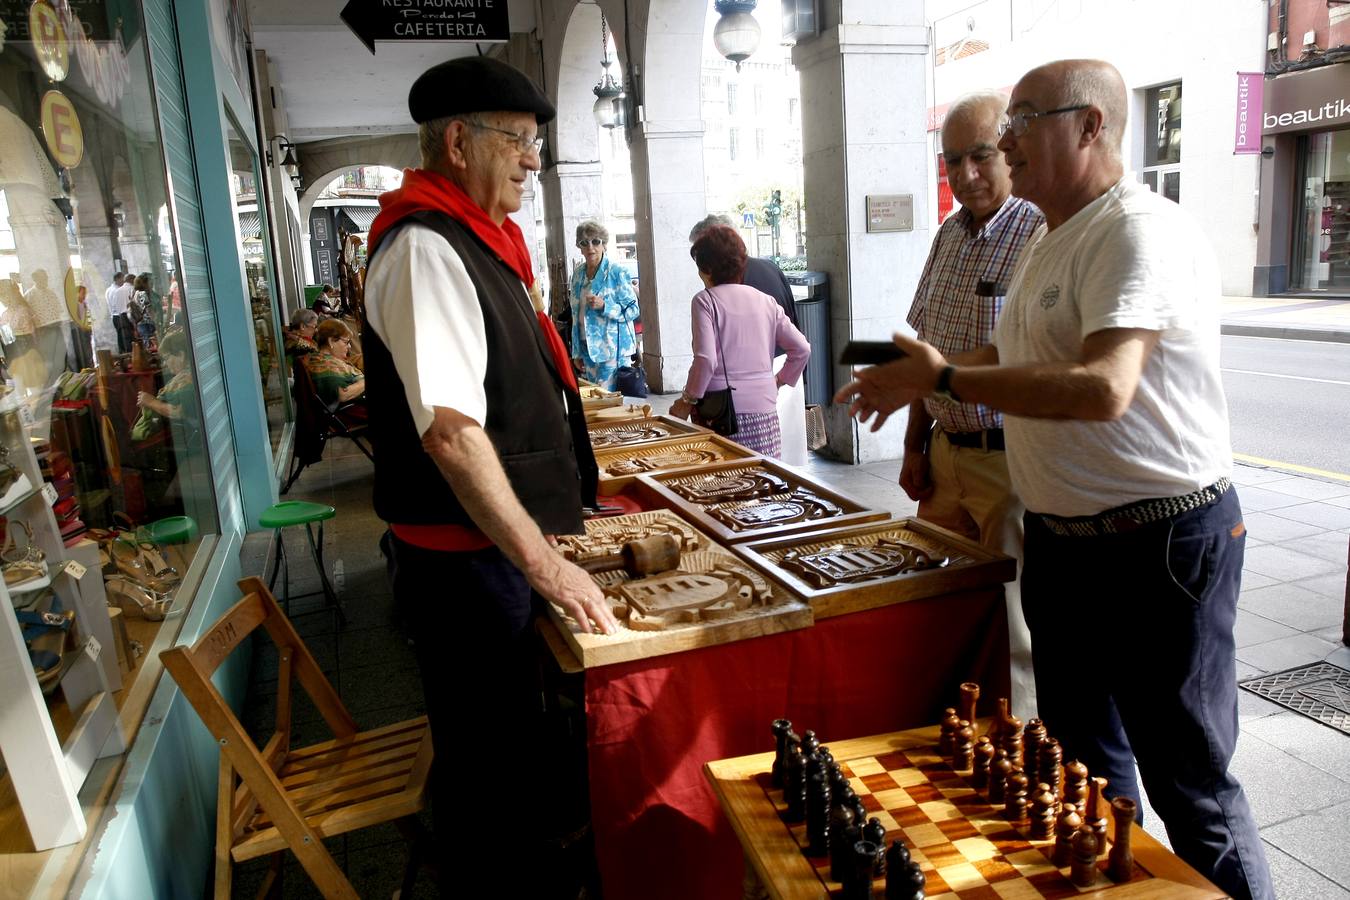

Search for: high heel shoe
xmin=109 ymin=537 xmax=176 ymax=592
xmin=2 ymin=521 xmax=50 ymax=592
xmin=104 ymin=575 xmax=173 ymax=621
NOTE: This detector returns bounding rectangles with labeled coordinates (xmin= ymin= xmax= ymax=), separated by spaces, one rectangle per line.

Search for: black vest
xmin=363 ymin=210 xmax=598 ymax=535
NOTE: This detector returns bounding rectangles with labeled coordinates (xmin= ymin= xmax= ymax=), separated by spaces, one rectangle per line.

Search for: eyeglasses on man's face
xmin=997 ymin=105 xmax=1090 ymax=138
xmin=468 ymin=120 xmax=544 ymax=155
xmin=577 ymin=238 xmax=604 ymax=248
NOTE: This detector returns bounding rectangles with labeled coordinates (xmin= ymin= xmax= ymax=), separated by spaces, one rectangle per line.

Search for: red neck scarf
xmin=369 ymin=168 xmax=576 ymax=389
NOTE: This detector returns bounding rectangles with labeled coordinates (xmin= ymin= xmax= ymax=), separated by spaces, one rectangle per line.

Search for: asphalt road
xmin=1220 ymin=334 xmax=1350 ymax=476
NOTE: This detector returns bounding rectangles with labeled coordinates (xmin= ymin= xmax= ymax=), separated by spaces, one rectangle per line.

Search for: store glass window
xmin=0 ymin=0 xmax=218 ymax=705
xmin=1141 ymin=82 xmax=1182 ymax=203
xmin=226 ymin=126 xmax=288 ymax=450
xmin=1292 ymin=129 xmax=1350 ymax=291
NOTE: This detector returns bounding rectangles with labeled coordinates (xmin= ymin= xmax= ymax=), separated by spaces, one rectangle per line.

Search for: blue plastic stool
xmin=259 ymin=501 xmax=344 ymax=626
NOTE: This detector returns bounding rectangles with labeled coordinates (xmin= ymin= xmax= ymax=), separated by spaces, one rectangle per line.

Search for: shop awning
xmin=238 ymin=211 xmax=262 ymax=241
xmin=339 ymin=206 xmax=378 ymax=233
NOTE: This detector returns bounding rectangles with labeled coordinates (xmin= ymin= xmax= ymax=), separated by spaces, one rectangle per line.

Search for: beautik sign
xmin=1235 ymin=72 xmax=1263 ymax=155
xmin=1262 ymin=65 xmax=1350 ymax=136
xmin=1264 ymin=99 xmax=1350 ymax=130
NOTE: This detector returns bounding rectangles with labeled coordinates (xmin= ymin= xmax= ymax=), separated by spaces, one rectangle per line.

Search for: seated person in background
xmin=284 ymin=308 xmax=320 ymax=358
xmin=312 ymin=284 xmax=337 ymax=317
xmin=303 ymin=319 xmax=366 ymax=423
xmin=133 ymin=330 xmax=194 ymax=442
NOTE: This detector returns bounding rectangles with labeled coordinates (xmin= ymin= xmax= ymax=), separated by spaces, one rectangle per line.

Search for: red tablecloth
xmin=584 ymin=587 xmax=1010 ymax=900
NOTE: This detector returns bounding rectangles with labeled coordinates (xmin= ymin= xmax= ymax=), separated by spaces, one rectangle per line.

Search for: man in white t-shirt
xmin=108 ymin=271 xmax=134 ymax=353
xmin=836 ymin=59 xmax=1271 ymax=900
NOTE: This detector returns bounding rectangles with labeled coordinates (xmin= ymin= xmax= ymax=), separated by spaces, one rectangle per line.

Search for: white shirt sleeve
xmin=364 ymin=225 xmax=488 ymax=435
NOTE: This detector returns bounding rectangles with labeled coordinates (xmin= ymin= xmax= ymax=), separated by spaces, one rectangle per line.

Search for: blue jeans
xmin=1021 ymin=488 xmax=1272 ymax=900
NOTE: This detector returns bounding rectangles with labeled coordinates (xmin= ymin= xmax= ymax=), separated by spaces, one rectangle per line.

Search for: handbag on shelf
xmin=692 ymin=291 xmax=738 ymax=437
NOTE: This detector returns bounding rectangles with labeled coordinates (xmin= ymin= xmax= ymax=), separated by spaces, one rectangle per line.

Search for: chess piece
xmin=1030 ymin=783 xmax=1057 ymax=840
xmin=989 ymin=749 xmax=1011 ymax=805
xmin=1005 ymin=768 xmax=1029 ymax=822
xmin=885 ymin=838 xmax=912 ymax=874
xmin=886 ymin=856 xmax=926 ymax=900
xmin=863 ymin=817 xmax=887 ymax=877
xmin=959 ymin=681 xmax=980 ymax=728
xmin=1107 ymin=796 xmax=1137 ymax=882
xmin=1086 ymin=777 xmax=1109 ymax=858
xmin=1069 ymin=824 xmax=1100 ymax=887
xmin=771 ymin=718 xmax=794 ymax=788
xmin=996 ymin=697 xmax=1024 ymax=768
xmin=939 ymin=707 xmax=960 ymax=760
xmin=834 ymin=782 xmax=858 ymax=821
xmin=801 ymin=729 xmax=821 ymax=761
xmin=785 ymin=742 xmax=807 ymax=822
xmin=1023 ymin=718 xmax=1047 ymax=786
xmin=828 ymin=762 xmax=848 ymax=812
xmin=1053 ymin=802 xmax=1083 ymax=868
xmin=972 ymin=736 xmax=994 ymax=791
xmin=841 ymin=840 xmax=879 ymax=900
xmin=1063 ymin=759 xmax=1088 ymax=811
xmin=829 ymin=801 xmax=859 ymax=882
xmin=1037 ymin=738 xmax=1063 ymax=802
xmin=806 ymin=762 xmax=832 ymax=856
xmin=954 ymin=720 xmax=975 ymax=771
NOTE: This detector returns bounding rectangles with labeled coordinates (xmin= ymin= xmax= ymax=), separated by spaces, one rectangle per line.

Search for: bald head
xmin=1024 ymin=59 xmax=1126 ymax=159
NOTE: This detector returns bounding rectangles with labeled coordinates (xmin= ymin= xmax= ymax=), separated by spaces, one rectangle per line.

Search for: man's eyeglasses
xmin=998 ymin=105 xmax=1090 ymax=138
xmin=468 ymin=120 xmax=544 ymax=155
xmin=577 ymin=238 xmax=604 ymax=248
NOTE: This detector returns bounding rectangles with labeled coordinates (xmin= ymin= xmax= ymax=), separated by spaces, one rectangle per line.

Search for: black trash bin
xmin=787 ymin=271 xmax=830 ymax=407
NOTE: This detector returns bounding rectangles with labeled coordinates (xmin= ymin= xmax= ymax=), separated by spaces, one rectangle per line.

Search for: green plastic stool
xmin=260 ymin=501 xmax=344 ymax=625
xmin=137 ymin=515 xmax=198 ymax=546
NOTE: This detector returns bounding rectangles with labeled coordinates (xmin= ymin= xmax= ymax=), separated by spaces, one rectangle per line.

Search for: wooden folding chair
xmin=160 ymin=576 xmax=432 ymax=899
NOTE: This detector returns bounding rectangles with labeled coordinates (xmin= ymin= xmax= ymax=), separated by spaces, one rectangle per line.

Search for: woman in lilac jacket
xmin=669 ymin=225 xmax=810 ymax=458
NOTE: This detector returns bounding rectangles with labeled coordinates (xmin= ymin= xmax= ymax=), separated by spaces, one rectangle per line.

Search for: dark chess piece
xmin=806 ymin=764 xmax=832 ymax=856
xmin=1037 ymin=737 xmax=1063 ymax=801
xmin=1070 ymin=824 xmax=1100 ymax=887
xmin=959 ymin=681 xmax=980 ymax=727
xmin=801 ymin=729 xmax=821 ymax=760
xmin=1107 ymin=796 xmax=1137 ymax=882
xmin=785 ymin=742 xmax=808 ymax=823
xmin=972 ymin=736 xmax=994 ymax=791
xmin=841 ymin=840 xmax=879 ymax=900
xmin=1023 ymin=718 xmax=1047 ymax=786
xmin=1063 ymin=759 xmax=1089 ymax=812
xmin=1086 ymin=777 xmax=1109 ymax=858
xmin=1030 ymin=783 xmax=1057 ymax=840
xmin=939 ymin=707 xmax=960 ymax=760
xmin=828 ymin=762 xmax=848 ymax=813
xmin=989 ymin=749 xmax=1011 ymax=805
xmin=771 ymin=718 xmax=794 ymax=789
xmin=885 ymin=838 xmax=912 ymax=874
xmin=954 ymin=720 xmax=975 ymax=771
xmin=886 ymin=856 xmax=925 ymax=900
xmin=996 ymin=697 xmax=1024 ymax=768
xmin=1053 ymin=802 xmax=1083 ymax=868
xmin=1005 ymin=769 xmax=1029 ymax=822
xmin=863 ymin=817 xmax=887 ymax=877
xmin=829 ymin=801 xmax=859 ymax=882
xmin=835 ymin=783 xmax=858 ymax=821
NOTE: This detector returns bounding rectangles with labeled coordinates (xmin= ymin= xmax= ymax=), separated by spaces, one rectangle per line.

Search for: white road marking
xmin=1221 ymin=368 xmax=1350 ymax=387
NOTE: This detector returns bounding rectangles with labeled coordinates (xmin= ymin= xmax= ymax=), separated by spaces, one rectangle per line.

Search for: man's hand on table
xmin=532 ymin=551 xmax=620 ymax=635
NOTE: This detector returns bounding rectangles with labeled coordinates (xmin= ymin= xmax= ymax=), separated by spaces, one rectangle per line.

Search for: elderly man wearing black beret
xmin=363 ymin=56 xmax=617 ymax=889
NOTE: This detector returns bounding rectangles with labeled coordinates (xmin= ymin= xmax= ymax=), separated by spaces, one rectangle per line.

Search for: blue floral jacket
xmin=570 ymin=256 xmax=639 ymax=366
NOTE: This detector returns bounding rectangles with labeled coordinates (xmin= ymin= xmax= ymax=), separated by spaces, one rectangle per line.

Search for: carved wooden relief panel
xmin=634 ymin=458 xmax=889 ymax=543
xmin=732 ymin=519 xmax=1017 ymax=620
xmin=587 ymin=415 xmax=709 ymax=450
xmin=544 ymin=511 xmax=812 ymax=667
xmin=592 ymin=435 xmax=758 ymax=495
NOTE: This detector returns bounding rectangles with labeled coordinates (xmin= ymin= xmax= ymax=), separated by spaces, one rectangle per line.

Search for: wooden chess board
xmin=587 ymin=415 xmax=709 ymax=450
xmin=732 ymin=519 xmax=1016 ymax=619
xmin=592 ymin=434 xmax=759 ymax=495
xmin=634 ymin=457 xmax=889 ymax=544
xmin=706 ymin=727 xmax=1224 ymax=900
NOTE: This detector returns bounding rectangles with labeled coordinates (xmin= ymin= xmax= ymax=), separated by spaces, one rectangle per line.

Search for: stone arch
xmin=295 ymin=134 xmax=418 ymax=224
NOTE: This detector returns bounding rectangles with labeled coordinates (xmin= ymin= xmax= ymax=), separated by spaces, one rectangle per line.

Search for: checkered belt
xmin=1037 ymin=478 xmax=1232 ymax=538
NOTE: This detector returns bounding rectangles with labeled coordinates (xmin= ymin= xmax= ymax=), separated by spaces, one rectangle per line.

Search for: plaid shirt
xmin=906 ymin=197 xmax=1043 ymax=433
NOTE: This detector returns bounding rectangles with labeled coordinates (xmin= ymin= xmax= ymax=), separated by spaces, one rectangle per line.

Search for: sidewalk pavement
xmin=1222 ymin=294 xmax=1350 ymax=343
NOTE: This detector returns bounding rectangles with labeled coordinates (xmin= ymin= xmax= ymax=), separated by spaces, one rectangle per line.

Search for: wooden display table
xmin=705 ymin=724 xmax=1225 ymax=900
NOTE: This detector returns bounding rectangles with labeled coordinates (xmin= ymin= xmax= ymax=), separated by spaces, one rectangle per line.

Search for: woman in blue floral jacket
xmin=569 ymin=220 xmax=639 ymax=390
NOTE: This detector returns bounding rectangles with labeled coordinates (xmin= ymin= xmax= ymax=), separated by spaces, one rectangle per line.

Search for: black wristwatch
xmin=933 ymin=365 xmax=962 ymax=404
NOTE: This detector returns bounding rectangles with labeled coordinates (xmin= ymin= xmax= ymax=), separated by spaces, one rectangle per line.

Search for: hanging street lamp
xmin=592 ymin=12 xmax=626 ymax=130
xmin=712 ymin=0 xmax=760 ymax=72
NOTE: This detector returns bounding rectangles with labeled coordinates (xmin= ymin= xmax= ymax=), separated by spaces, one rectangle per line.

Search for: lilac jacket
xmin=683 ymin=283 xmax=810 ymax=415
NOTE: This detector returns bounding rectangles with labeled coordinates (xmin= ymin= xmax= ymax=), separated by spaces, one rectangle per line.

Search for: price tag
xmin=84 ymin=635 xmax=102 ymax=663
xmin=41 ymin=482 xmax=58 ymax=506
xmin=18 ymin=404 xmax=34 ymax=426
xmin=66 ymin=560 xmax=87 ymax=580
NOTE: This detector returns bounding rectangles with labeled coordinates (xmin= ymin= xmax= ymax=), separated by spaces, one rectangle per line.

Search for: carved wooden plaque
xmin=634 ymin=457 xmax=889 ymax=543
xmin=732 ymin=519 xmax=1017 ymax=619
xmin=587 ymin=415 xmax=709 ymax=450
xmin=579 ymin=384 xmax=622 ymax=413
xmin=544 ymin=511 xmax=812 ymax=667
xmin=593 ymin=435 xmax=759 ymax=495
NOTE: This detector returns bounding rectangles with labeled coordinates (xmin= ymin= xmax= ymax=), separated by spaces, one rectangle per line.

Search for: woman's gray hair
xmin=576 ymin=220 xmax=609 ymax=244
xmin=290 ymin=308 xmax=319 ymax=329
xmin=688 ymin=214 xmax=736 ymax=243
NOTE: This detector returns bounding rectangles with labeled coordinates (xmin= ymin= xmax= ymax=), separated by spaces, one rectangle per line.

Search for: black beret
xmin=408 ymin=56 xmax=556 ymax=125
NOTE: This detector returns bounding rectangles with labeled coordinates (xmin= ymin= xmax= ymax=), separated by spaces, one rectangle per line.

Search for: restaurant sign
xmin=340 ymin=0 xmax=509 ymax=54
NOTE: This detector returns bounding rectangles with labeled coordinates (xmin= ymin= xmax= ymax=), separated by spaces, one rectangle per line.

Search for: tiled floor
xmin=229 ymin=408 xmax=1350 ymax=898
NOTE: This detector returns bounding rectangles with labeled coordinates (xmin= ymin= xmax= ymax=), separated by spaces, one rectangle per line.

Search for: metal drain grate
xmin=1239 ymin=662 xmax=1350 ymax=735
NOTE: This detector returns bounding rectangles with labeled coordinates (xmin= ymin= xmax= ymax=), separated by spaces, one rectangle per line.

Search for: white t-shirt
xmin=109 ymin=281 xmax=133 ymax=316
xmin=363 ymin=224 xmax=497 ymax=435
xmin=992 ymin=176 xmax=1232 ymax=517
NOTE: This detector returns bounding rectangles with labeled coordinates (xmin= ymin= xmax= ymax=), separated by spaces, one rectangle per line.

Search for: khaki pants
xmin=919 ymin=430 xmax=1036 ymax=720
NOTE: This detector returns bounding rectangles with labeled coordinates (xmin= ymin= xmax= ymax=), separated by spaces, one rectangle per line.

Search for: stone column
xmin=792 ymin=2 xmax=931 ymax=463
xmin=539 ymin=160 xmax=603 ymax=323
xmin=627 ymin=120 xmax=706 ymax=392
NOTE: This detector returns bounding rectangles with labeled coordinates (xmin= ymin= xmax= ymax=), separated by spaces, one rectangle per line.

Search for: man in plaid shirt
xmin=901 ymin=90 xmax=1043 ymax=719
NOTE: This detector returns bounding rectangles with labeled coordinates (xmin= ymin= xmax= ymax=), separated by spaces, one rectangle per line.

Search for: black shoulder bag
xmin=693 ymin=290 xmax=738 ymax=436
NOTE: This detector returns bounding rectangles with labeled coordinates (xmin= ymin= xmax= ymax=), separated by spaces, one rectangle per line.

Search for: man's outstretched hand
xmin=834 ymin=333 xmax=947 ymax=432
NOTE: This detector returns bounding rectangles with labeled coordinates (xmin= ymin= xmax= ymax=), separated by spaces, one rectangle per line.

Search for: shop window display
xmin=0 ymin=0 xmax=219 ymax=838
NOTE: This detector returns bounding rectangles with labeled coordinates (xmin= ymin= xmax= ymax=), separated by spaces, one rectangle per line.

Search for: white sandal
xmin=104 ymin=575 xmax=173 ymax=621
